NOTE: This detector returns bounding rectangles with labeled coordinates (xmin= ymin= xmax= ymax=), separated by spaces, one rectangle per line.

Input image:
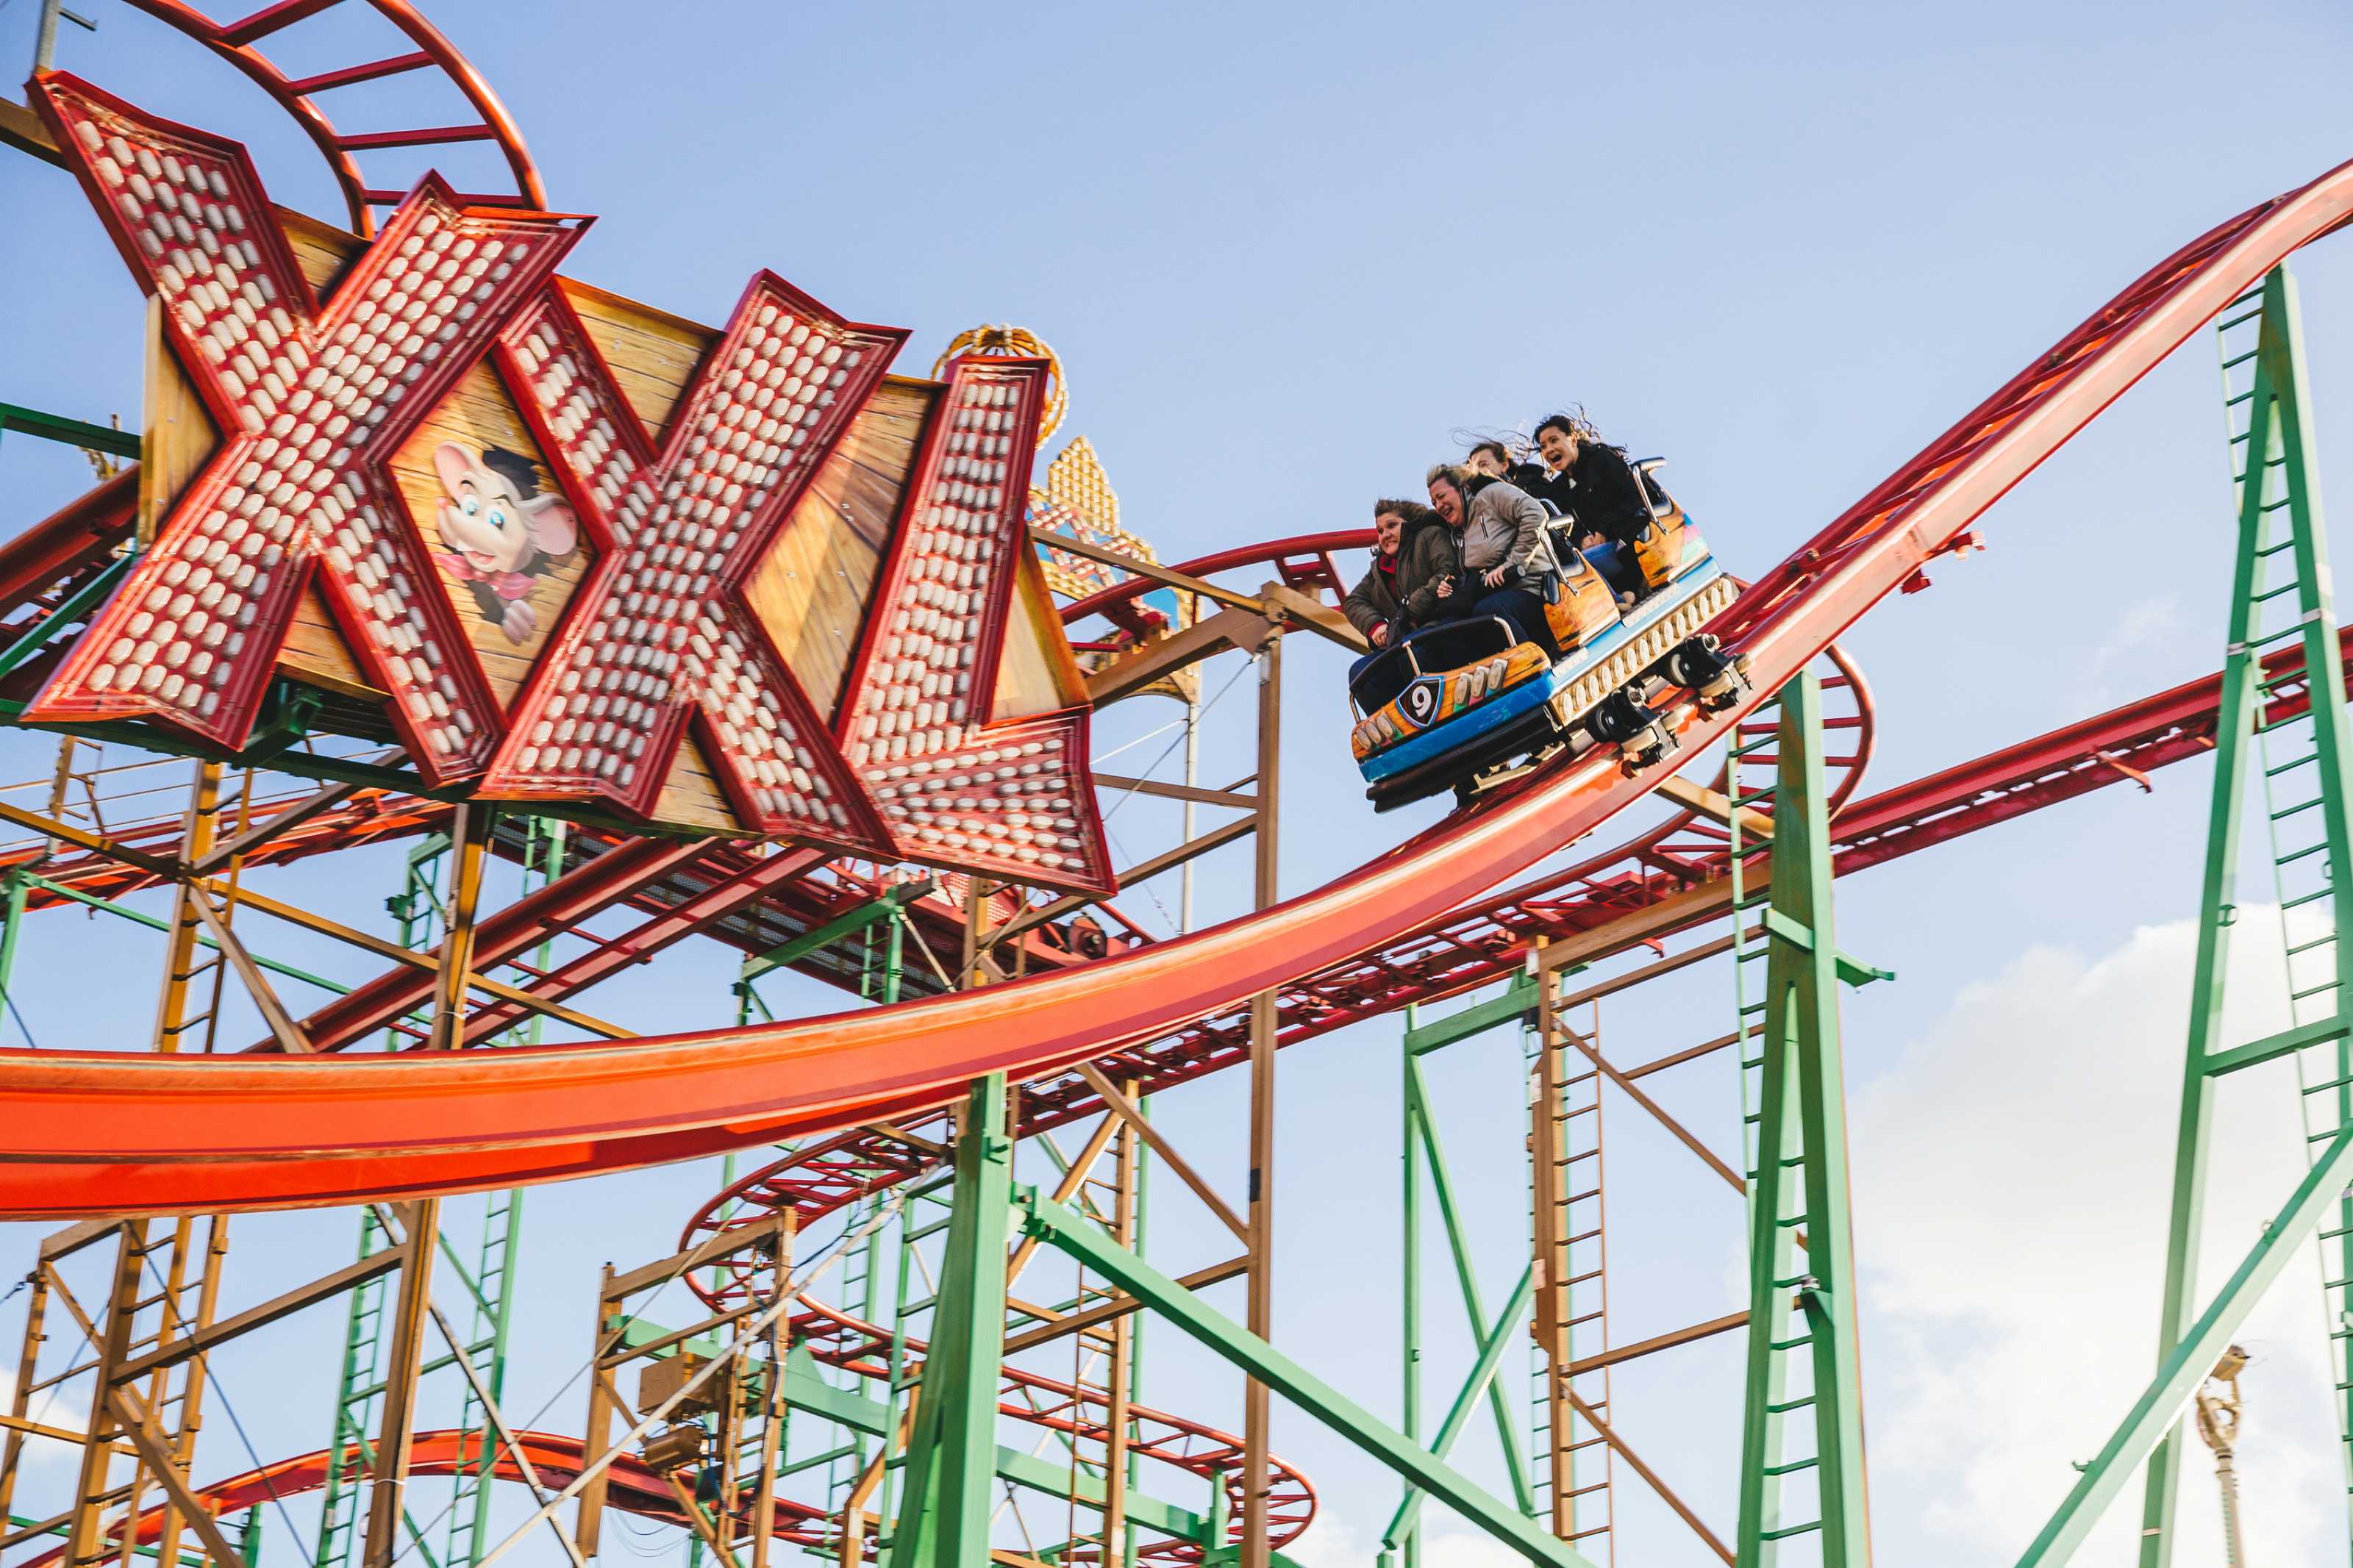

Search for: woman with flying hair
xmin=1423 ymin=461 xmax=1556 ymax=654
xmin=1526 ymin=408 xmax=1654 ymax=601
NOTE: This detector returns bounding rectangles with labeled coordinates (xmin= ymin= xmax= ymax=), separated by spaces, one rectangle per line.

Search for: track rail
xmin=3 ymin=156 xmax=2351 ymax=1218
xmin=11 ymin=1380 xmax=1307 ymax=1566
xmin=114 ymin=0 xmax=546 ymax=236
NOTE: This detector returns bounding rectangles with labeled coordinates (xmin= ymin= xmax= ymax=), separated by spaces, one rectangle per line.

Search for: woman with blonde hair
xmin=1424 ymin=462 xmax=1555 ymax=653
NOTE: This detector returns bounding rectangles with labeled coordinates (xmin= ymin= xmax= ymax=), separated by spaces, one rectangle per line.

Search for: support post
xmin=1242 ymin=632 xmax=1281 ymax=1568
xmin=2121 ymin=262 xmax=2353 ymax=1568
xmin=1734 ymin=673 xmax=1872 ymax=1568
xmin=1018 ymin=1190 xmax=1596 ymax=1568
xmin=363 ymin=806 xmax=488 ymax=1568
xmin=884 ymin=1073 xmax=1013 ymax=1568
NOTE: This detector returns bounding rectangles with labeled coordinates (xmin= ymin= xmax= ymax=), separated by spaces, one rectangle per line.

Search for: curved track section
xmin=16 ymin=1383 xmax=1305 ymax=1567
xmin=3 ymin=158 xmax=2351 ymax=1219
xmin=116 ymin=0 xmax=546 ymax=236
xmin=787 ymin=1296 xmax=1314 ymax=1557
xmin=13 ymin=1429 xmax=833 ymax=1567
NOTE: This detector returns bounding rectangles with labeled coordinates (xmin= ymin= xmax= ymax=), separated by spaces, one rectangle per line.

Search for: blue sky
xmin=4 ymin=1 xmax=2353 ymax=1564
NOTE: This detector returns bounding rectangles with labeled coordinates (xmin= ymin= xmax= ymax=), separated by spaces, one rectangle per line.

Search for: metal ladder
xmin=317 ymin=834 xmax=451 ymax=1568
xmin=1727 ymin=698 xmax=1821 ymax=1568
xmin=2214 ymin=271 xmax=2353 ymax=1519
xmin=1057 ymin=1120 xmax=1140 ymax=1567
xmin=67 ymin=765 xmax=249 ymax=1568
xmin=1525 ymin=1006 xmax=1613 ymax=1560
xmin=872 ymin=1175 xmax=960 ymax=1558
xmin=317 ymin=820 xmax=559 ymax=1568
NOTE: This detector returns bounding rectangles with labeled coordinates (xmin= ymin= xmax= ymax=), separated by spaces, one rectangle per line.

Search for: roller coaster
xmin=3 ymin=5 xmax=2352 ymax=1567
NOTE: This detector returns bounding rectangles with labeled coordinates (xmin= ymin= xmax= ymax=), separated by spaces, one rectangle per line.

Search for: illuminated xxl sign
xmin=19 ymin=72 xmax=1116 ymax=894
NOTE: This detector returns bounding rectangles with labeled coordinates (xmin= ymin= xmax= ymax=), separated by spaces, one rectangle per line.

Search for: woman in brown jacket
xmin=1343 ymin=498 xmax=1460 ymax=649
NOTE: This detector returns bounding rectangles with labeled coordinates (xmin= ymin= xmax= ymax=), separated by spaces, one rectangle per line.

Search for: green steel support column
xmin=1402 ymin=1051 xmax=1535 ymax=1514
xmin=1018 ymin=1189 xmax=1596 ymax=1568
xmin=884 ymin=1073 xmax=1013 ymax=1568
xmin=0 ymin=870 xmax=29 ymax=1044
xmin=1734 ymin=671 xmax=1874 ymax=1568
xmin=318 ymin=823 xmax=550 ymax=1568
xmin=2125 ymin=262 xmax=2353 ymax=1568
xmin=446 ymin=823 xmax=562 ymax=1565
xmin=1381 ymin=1266 xmax=1535 ymax=1555
xmin=2024 ymin=1120 xmax=2353 ymax=1567
xmin=1399 ymin=1004 xmax=1422 ymax=1568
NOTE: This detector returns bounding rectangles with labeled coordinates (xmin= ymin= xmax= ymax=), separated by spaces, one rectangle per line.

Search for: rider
xmin=1344 ymin=498 xmax=1459 ymax=651
xmin=1527 ymin=410 xmax=1654 ymax=603
xmin=1467 ymin=437 xmax=1550 ymax=495
xmin=1425 ymin=462 xmax=1555 ymax=654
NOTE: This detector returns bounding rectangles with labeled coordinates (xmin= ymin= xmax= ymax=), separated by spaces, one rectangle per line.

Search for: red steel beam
xmin=454 ymin=846 xmax=826 ymax=1045
xmin=268 ymin=835 xmax=713 ymax=1055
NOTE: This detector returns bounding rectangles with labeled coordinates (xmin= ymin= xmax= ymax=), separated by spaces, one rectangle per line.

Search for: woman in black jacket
xmin=1527 ymin=411 xmax=1654 ymax=601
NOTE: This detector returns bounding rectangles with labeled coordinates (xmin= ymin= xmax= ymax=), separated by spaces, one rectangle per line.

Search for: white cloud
xmin=2083 ymin=593 xmax=2183 ymax=709
xmin=0 ymin=1362 xmax=87 ymax=1467
xmin=1851 ymin=912 xmax=2343 ymax=1567
xmin=1281 ymin=1512 xmax=1368 ymax=1566
xmin=1285 ymin=1511 xmax=1533 ymax=1568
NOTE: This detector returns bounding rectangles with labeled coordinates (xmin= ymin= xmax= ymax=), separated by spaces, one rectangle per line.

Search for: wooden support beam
xmin=189 ymin=888 xmax=315 ymax=1055
xmin=1532 ymin=874 xmax=1746 ymax=975
xmin=1241 ymin=633 xmax=1282 ymax=1568
xmin=0 ymin=800 xmax=179 ymax=878
xmin=1028 ymin=526 xmax=1265 ymax=615
xmin=1258 ymin=581 xmax=1368 ymax=654
xmin=103 ymin=1390 xmax=247 ymax=1568
xmin=1005 ymin=1111 xmax=1120 ymax=1289
xmin=0 ymin=1410 xmax=84 ymax=1445
xmin=1000 ymin=1256 xmax=1251 ymax=1357
xmin=219 ymin=883 xmax=630 ymax=1039
xmin=604 ymin=1217 xmax=793 ymax=1303
xmin=1622 ymin=1030 xmax=1743 ymax=1081
xmin=110 ymin=1245 xmax=406 ymax=1384
xmin=1563 ymin=1388 xmax=1733 ymax=1564
xmin=1085 ymin=606 xmax=1271 ymax=706
xmin=1654 ymin=773 xmax=1774 ymax=842
xmin=188 ymin=778 xmax=365 ymax=875
xmin=38 ymin=1217 xmax=123 ymax=1264
xmin=1554 ymin=1017 xmax=1745 ymax=1195
xmin=0 ymin=96 xmax=62 ymax=164
xmin=993 ymin=817 xmax=1256 ymax=946
xmin=599 ymin=1297 xmax=766 ymax=1367
xmin=1090 ymin=773 xmax=1258 ymax=809
xmin=1073 ymin=1063 xmax=1249 ymax=1242
xmin=659 ymin=1469 xmax=746 ymax=1568
xmin=1564 ymin=1310 xmax=1749 ymax=1375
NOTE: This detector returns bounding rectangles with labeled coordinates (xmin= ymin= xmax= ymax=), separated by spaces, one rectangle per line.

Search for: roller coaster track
xmin=6 ymin=1424 xmax=1267 ymax=1567
xmin=2 ymin=151 xmax=2351 ymax=1219
xmin=110 ymin=0 xmax=546 ymax=237
xmin=15 ymin=1375 xmax=1310 ymax=1567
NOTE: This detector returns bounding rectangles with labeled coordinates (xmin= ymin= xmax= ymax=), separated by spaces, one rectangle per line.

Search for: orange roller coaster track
xmin=1 ymin=154 xmax=2351 ymax=1220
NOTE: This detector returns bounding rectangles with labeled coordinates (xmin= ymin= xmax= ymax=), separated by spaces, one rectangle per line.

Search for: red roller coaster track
xmin=115 ymin=0 xmax=546 ymax=236
xmin=2 ymin=151 xmax=2350 ymax=1220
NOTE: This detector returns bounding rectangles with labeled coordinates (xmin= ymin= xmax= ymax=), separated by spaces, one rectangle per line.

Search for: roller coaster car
xmin=1348 ymin=462 xmax=1749 ymax=812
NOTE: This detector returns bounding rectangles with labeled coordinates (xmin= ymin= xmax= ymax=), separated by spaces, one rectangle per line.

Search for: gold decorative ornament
xmin=933 ymin=323 xmax=1067 ymax=442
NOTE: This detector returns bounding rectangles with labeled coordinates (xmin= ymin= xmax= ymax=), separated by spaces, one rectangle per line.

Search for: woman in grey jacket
xmin=1426 ymin=464 xmax=1557 ymax=654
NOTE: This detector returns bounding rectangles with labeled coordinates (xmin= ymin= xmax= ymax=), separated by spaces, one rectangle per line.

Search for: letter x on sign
xmin=23 ymin=74 xmax=585 ymax=784
xmin=478 ymin=279 xmax=903 ymax=852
